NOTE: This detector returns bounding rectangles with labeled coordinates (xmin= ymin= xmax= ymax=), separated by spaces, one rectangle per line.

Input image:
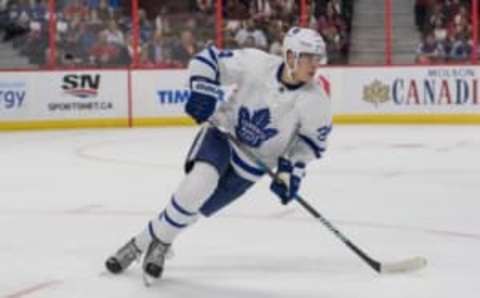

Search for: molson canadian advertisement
xmin=340 ymin=66 xmax=480 ymax=114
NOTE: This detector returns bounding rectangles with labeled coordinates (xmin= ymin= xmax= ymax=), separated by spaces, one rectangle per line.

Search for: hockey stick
xmin=209 ymin=121 xmax=427 ymax=274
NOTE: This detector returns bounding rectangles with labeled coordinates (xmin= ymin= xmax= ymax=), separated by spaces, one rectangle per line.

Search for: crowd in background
xmin=0 ymin=0 xmax=131 ymax=66
xmin=0 ymin=0 xmax=353 ymax=68
xmin=4 ymin=0 xmax=480 ymax=68
xmin=141 ymin=0 xmax=353 ymax=66
xmin=310 ymin=0 xmax=352 ymax=64
xmin=414 ymin=0 xmax=474 ymax=64
xmin=222 ymin=0 xmax=352 ymax=64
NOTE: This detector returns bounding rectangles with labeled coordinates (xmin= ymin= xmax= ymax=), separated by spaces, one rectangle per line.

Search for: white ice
xmin=0 ymin=125 xmax=479 ymax=298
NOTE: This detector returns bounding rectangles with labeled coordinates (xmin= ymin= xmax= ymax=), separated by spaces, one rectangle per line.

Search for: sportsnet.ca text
xmin=48 ymin=101 xmax=113 ymax=111
xmin=48 ymin=73 xmax=114 ymax=112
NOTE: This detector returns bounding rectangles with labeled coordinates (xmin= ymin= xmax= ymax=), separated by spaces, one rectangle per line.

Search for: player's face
xmin=295 ymin=53 xmax=323 ymax=82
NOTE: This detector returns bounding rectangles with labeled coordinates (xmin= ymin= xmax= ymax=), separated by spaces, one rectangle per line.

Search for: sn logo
xmin=62 ymin=74 xmax=101 ymax=98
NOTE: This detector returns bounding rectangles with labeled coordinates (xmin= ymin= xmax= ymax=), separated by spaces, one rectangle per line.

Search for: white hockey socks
xmin=134 ymin=162 xmax=219 ymax=250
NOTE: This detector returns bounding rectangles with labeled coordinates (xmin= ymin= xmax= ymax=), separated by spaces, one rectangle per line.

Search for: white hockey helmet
xmin=282 ymin=27 xmax=327 ymax=66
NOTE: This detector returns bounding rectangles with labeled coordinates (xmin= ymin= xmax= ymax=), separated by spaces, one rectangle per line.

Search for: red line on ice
xmin=5 ymin=280 xmax=62 ymax=298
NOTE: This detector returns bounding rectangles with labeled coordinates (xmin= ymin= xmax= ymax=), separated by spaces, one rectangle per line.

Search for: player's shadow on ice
xmin=156 ymin=278 xmax=326 ymax=298
xmin=171 ymin=255 xmax=359 ymax=277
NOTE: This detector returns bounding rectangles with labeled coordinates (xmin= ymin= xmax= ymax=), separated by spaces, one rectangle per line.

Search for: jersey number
xmin=317 ymin=125 xmax=332 ymax=142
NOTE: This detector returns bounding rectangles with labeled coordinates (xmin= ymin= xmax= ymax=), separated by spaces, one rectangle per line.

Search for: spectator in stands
xmin=96 ymin=0 xmax=112 ymax=21
xmin=154 ymin=6 xmax=172 ymax=35
xmin=416 ymin=32 xmax=446 ymax=64
xmin=449 ymin=32 xmax=471 ymax=62
xmin=414 ymin=0 xmax=474 ymax=64
xmin=139 ymin=45 xmax=156 ymax=68
xmin=250 ymin=0 xmax=273 ymax=21
xmin=315 ymin=1 xmax=349 ymax=63
xmin=234 ymin=19 xmax=268 ymax=50
xmin=78 ymin=21 xmax=96 ymax=57
xmin=184 ymin=16 xmax=198 ymax=33
xmin=322 ymin=25 xmax=347 ymax=64
xmin=60 ymin=15 xmax=86 ymax=63
xmin=13 ymin=0 xmax=46 ymax=64
xmin=449 ymin=4 xmax=471 ymax=36
xmin=21 ymin=14 xmax=48 ymax=64
xmin=327 ymin=0 xmax=342 ymax=15
xmin=0 ymin=0 xmax=10 ymax=33
xmin=86 ymin=0 xmax=99 ymax=9
xmin=63 ymin=0 xmax=89 ymax=21
xmin=243 ymin=35 xmax=256 ymax=48
xmin=2 ymin=0 xmax=30 ymax=42
xmin=87 ymin=9 xmax=105 ymax=32
xmin=433 ymin=18 xmax=447 ymax=42
xmin=313 ymin=0 xmax=329 ymax=19
xmin=125 ymin=32 xmax=140 ymax=62
xmin=223 ymin=28 xmax=240 ymax=49
xmin=147 ymin=30 xmax=171 ymax=65
xmin=414 ymin=0 xmax=430 ymax=30
xmin=267 ymin=20 xmax=285 ymax=55
xmin=89 ymin=30 xmax=120 ymax=66
xmin=196 ymin=0 xmax=213 ymax=14
xmin=138 ymin=8 xmax=153 ymax=42
xmin=426 ymin=2 xmax=446 ymax=32
xmin=171 ymin=29 xmax=197 ymax=67
xmin=444 ymin=0 xmax=463 ymax=21
xmin=108 ymin=0 xmax=120 ymax=11
xmin=223 ymin=0 xmax=250 ymax=20
xmin=276 ymin=0 xmax=296 ymax=16
xmin=316 ymin=2 xmax=347 ymax=35
xmin=31 ymin=0 xmax=47 ymax=22
xmin=103 ymin=19 xmax=125 ymax=46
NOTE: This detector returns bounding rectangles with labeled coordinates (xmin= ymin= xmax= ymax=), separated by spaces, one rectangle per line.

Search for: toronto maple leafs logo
xmin=235 ymin=106 xmax=278 ymax=148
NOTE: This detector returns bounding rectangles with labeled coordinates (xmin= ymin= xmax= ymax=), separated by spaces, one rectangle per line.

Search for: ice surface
xmin=1 ymin=125 xmax=479 ymax=298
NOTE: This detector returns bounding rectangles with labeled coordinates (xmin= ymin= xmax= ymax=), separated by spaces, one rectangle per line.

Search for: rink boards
xmin=1 ymin=66 xmax=479 ymax=130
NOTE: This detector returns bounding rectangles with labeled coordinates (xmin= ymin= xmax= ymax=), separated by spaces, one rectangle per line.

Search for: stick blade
xmin=380 ymin=256 xmax=427 ymax=274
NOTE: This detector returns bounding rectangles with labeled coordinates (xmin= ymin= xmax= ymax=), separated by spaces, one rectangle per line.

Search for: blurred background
xmin=1 ymin=0 xmax=476 ymax=69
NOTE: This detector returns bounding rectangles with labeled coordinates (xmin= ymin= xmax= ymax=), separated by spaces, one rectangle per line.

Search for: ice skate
xmin=105 ymin=238 xmax=141 ymax=274
xmin=142 ymin=238 xmax=170 ymax=286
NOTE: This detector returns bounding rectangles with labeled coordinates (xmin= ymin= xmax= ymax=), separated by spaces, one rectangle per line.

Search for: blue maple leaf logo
xmin=235 ymin=106 xmax=278 ymax=148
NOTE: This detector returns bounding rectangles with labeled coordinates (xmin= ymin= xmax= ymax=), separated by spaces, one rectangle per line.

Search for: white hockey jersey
xmin=188 ymin=46 xmax=332 ymax=181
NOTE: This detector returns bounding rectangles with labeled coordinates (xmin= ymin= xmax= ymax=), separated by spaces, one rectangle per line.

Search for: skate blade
xmin=142 ymin=273 xmax=155 ymax=287
xmin=165 ymin=247 xmax=175 ymax=260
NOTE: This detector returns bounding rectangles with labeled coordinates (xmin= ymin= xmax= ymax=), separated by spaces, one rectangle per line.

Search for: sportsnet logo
xmin=62 ymin=74 xmax=100 ymax=98
xmin=50 ymin=73 xmax=113 ymax=112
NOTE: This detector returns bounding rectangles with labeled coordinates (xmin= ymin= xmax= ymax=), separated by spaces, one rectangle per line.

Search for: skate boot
xmin=142 ymin=238 xmax=170 ymax=285
xmin=105 ymin=238 xmax=142 ymax=274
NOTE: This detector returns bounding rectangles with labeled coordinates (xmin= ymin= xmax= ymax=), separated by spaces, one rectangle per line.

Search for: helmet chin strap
xmin=285 ymin=52 xmax=299 ymax=82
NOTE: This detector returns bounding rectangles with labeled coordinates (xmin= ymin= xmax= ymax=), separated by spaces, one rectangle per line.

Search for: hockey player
xmin=105 ymin=27 xmax=332 ymax=283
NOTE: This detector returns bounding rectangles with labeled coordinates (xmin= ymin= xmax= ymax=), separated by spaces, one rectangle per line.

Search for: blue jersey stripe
xmin=298 ymin=134 xmax=325 ymax=159
xmin=162 ymin=210 xmax=188 ymax=229
xmin=171 ymin=196 xmax=197 ymax=216
xmin=207 ymin=46 xmax=218 ymax=65
xmin=193 ymin=55 xmax=218 ymax=76
xmin=231 ymin=149 xmax=265 ymax=177
xmin=148 ymin=221 xmax=160 ymax=241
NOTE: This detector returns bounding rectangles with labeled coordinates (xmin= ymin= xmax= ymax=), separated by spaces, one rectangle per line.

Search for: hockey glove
xmin=185 ymin=78 xmax=221 ymax=124
xmin=270 ymin=157 xmax=306 ymax=205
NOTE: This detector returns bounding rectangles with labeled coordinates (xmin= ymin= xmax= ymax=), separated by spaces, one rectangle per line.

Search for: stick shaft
xmin=210 ymin=122 xmax=382 ymax=273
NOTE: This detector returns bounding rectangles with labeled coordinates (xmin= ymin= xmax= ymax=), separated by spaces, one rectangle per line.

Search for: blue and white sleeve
xmin=187 ymin=46 xmax=246 ymax=86
xmin=286 ymin=103 xmax=333 ymax=165
xmin=188 ymin=46 xmax=221 ymax=85
xmin=287 ymin=123 xmax=332 ymax=164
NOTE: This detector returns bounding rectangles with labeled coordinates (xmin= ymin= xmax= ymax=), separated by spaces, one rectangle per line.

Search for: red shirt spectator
xmin=316 ymin=4 xmax=347 ymax=34
xmin=63 ymin=0 xmax=89 ymax=20
xmin=89 ymin=32 xmax=120 ymax=65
